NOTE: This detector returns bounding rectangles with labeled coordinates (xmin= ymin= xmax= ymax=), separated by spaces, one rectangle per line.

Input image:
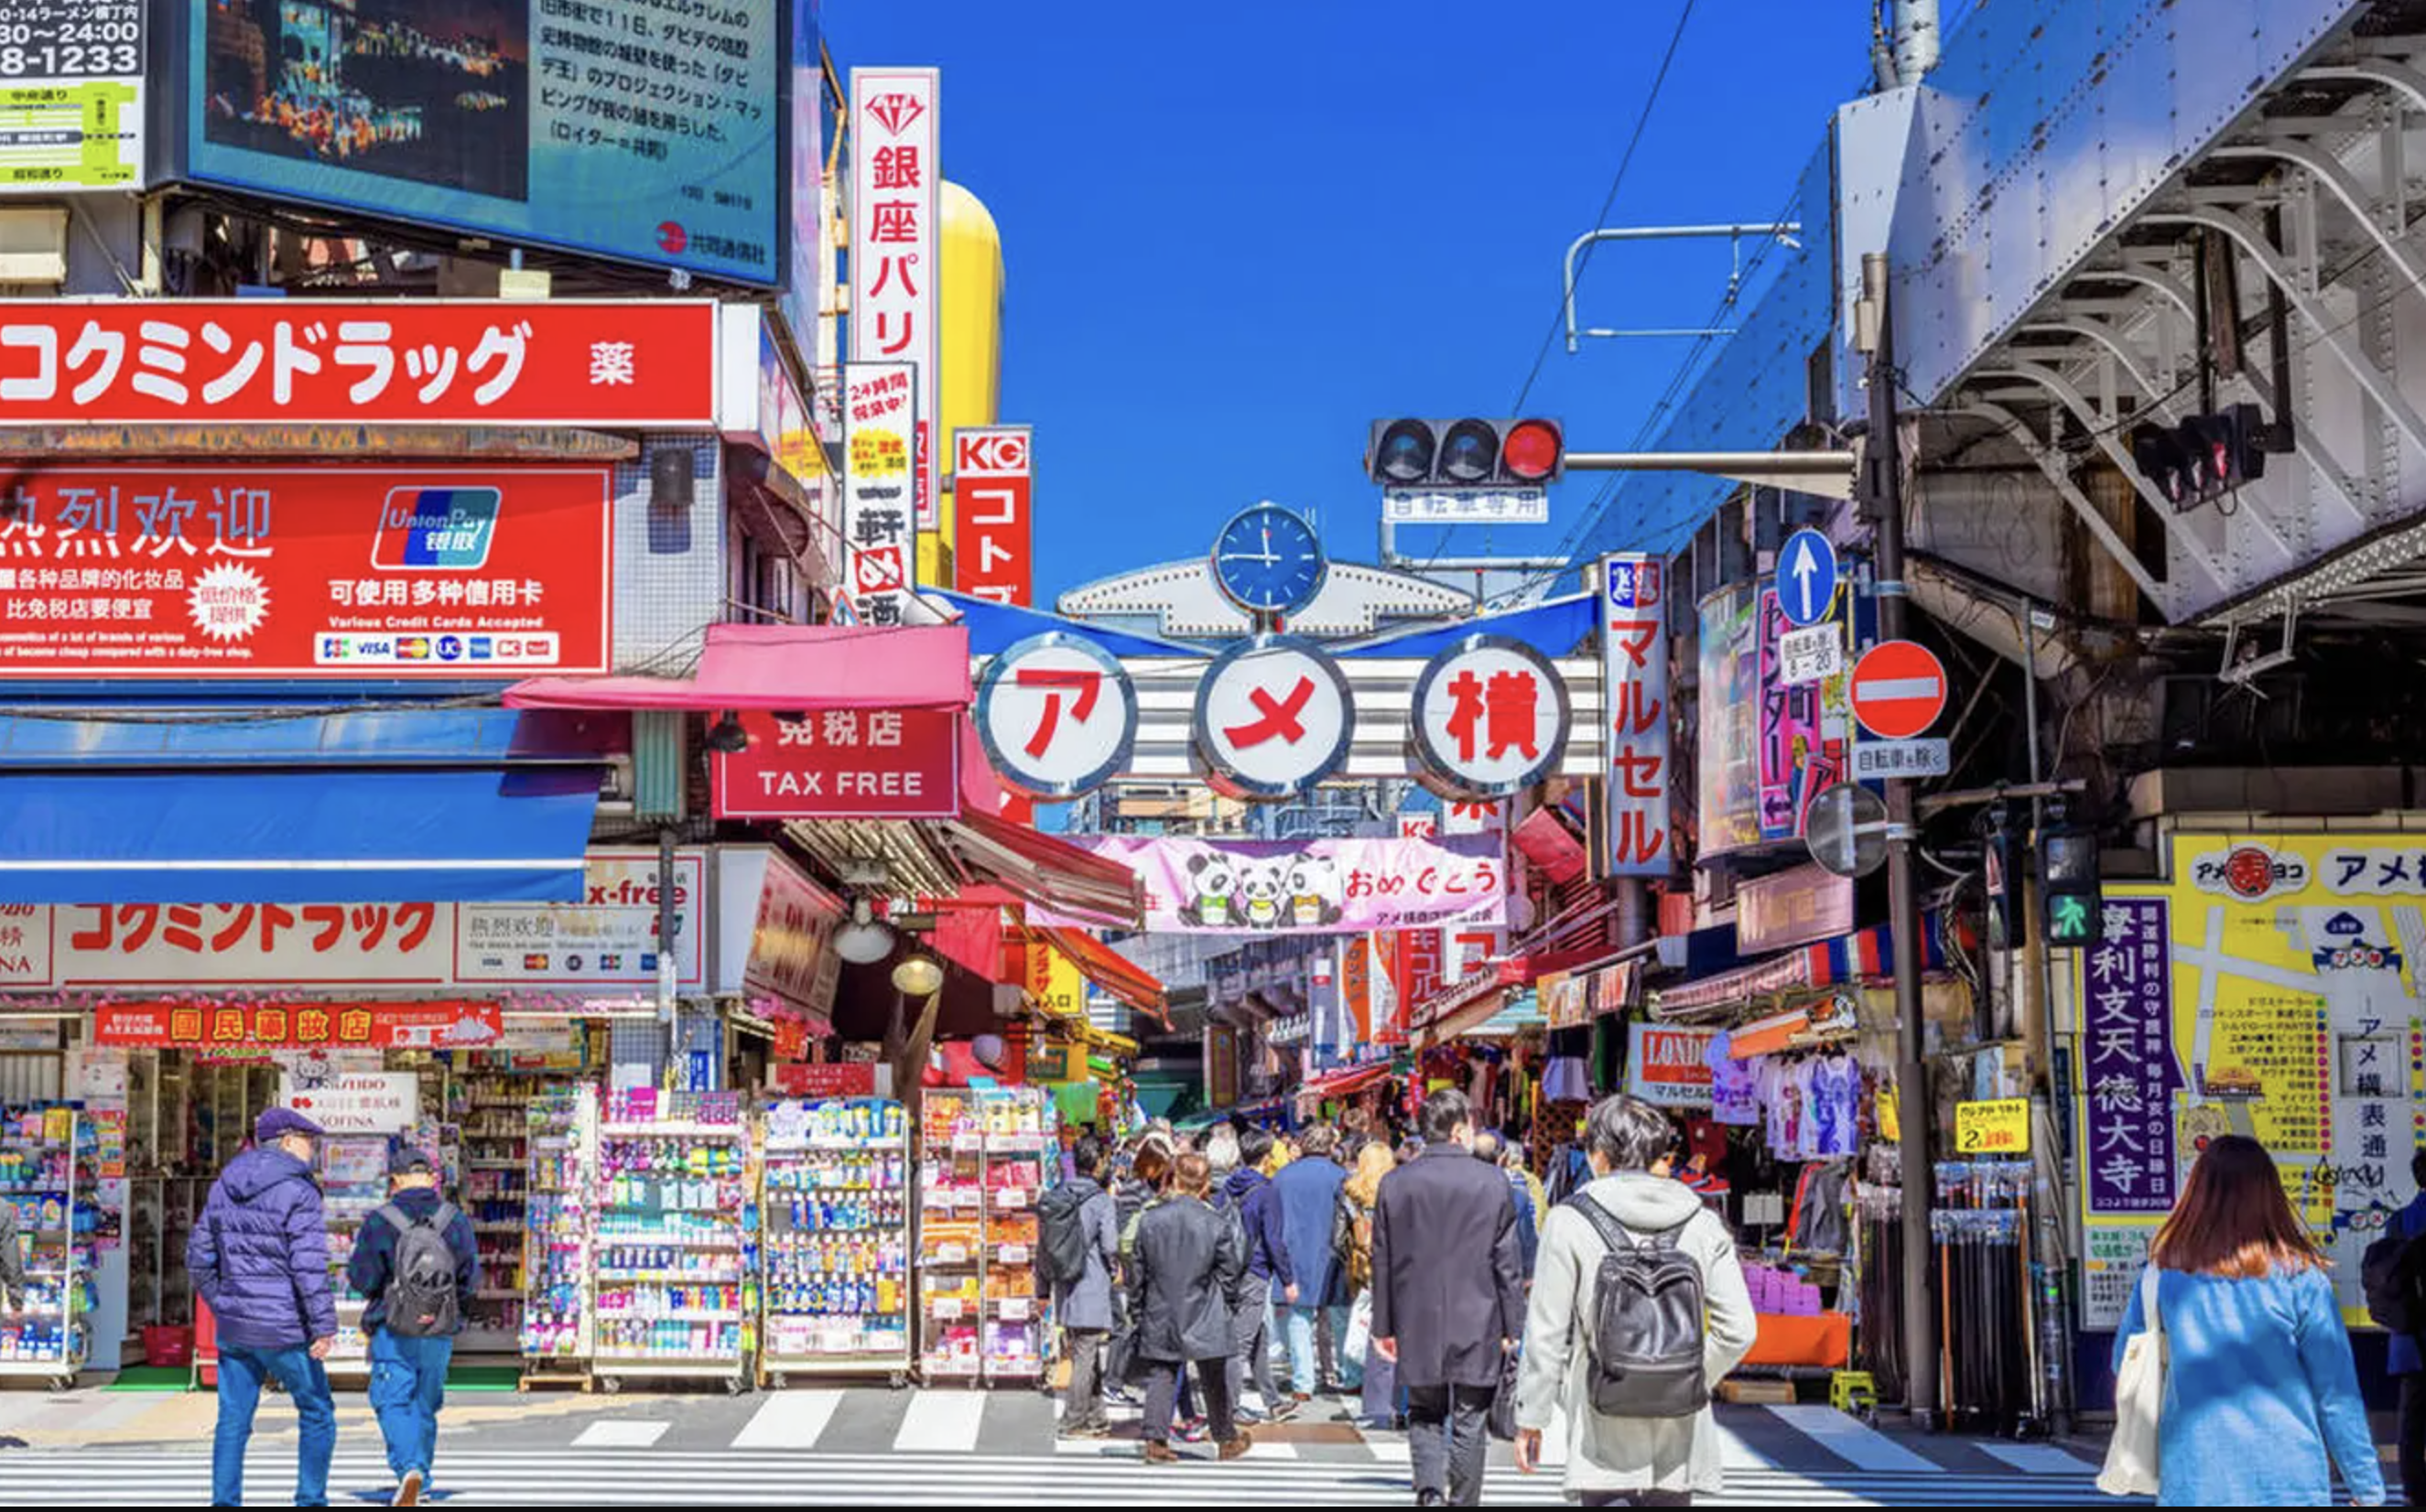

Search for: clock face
xmin=1212 ymin=506 xmax=1327 ymax=615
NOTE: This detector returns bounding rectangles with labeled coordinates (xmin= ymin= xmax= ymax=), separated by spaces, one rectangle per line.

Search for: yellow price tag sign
xmin=1955 ymin=1098 xmax=2031 ymax=1155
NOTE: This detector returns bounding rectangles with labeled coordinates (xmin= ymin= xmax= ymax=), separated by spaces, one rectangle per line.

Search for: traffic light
xmin=2039 ymin=805 xmax=2103 ymax=949
xmin=1366 ymin=418 xmax=1564 ymax=488
xmin=2129 ymin=403 xmax=2267 ymax=511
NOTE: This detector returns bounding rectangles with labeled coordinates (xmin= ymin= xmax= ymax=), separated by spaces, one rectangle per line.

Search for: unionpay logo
xmin=372 ymin=487 xmax=502 ymax=570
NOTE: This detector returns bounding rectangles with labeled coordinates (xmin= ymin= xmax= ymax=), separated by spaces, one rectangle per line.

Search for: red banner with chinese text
xmin=0 ymin=466 xmax=612 ymax=677
xmin=0 ymin=301 xmax=719 ymax=427
xmin=772 ymin=1061 xmax=877 ymax=1097
xmin=92 ymin=1000 xmax=503 ymax=1051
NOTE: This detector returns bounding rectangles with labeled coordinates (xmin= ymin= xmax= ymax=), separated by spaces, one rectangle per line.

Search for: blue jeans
xmin=1283 ymin=1302 xmax=1360 ymax=1393
xmin=368 ymin=1329 xmax=453 ymax=1483
xmin=213 ymin=1343 xmax=335 ymax=1507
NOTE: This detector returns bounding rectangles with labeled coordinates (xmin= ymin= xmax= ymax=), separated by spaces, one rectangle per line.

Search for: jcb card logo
xmin=2191 ymin=844 xmax=2311 ymax=902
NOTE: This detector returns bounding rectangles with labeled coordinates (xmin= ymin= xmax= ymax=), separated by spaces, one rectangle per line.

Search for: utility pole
xmin=1861 ymin=250 xmax=1939 ymax=1430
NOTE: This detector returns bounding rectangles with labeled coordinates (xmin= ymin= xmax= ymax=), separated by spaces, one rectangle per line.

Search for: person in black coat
xmin=1371 ymin=1089 xmax=1525 ymax=1507
xmin=1130 ymin=1151 xmax=1254 ymax=1463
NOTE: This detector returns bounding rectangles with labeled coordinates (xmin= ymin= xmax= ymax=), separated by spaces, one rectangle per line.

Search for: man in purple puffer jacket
xmin=189 ymin=1107 xmax=339 ymax=1507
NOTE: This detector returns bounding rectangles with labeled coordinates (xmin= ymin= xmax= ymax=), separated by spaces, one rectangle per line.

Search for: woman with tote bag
xmin=2104 ymin=1137 xmax=2384 ymax=1506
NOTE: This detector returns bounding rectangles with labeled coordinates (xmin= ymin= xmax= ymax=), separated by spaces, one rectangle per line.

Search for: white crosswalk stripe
xmin=0 ymin=1448 xmax=2116 ymax=1507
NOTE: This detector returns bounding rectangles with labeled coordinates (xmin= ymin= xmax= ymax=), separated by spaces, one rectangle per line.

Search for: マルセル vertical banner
xmin=953 ymin=426 xmax=1032 ymax=605
xmin=849 ymin=68 xmax=940 ymax=530
xmin=1602 ymin=553 xmax=1673 ymax=877
xmin=0 ymin=466 xmax=612 ymax=677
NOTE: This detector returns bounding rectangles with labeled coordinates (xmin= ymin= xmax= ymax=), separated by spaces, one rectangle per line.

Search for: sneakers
xmin=1062 ymin=1421 xmax=1112 ymax=1440
xmin=394 ymin=1469 xmax=424 ymax=1507
xmin=1263 ymin=1397 xmax=1301 ymax=1423
xmin=1218 ymin=1430 xmax=1256 ymax=1462
xmin=1143 ymin=1442 xmax=1182 ymax=1464
xmin=1235 ymin=1405 xmax=1268 ymax=1426
xmin=1176 ymin=1416 xmax=1210 ymax=1443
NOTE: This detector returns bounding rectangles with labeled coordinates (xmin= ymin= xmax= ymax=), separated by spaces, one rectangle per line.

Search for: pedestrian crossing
xmin=0 ymin=1447 xmax=2113 ymax=1507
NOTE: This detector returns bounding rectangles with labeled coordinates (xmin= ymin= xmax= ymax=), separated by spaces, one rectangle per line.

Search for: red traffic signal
xmin=1365 ymin=418 xmax=1564 ymax=488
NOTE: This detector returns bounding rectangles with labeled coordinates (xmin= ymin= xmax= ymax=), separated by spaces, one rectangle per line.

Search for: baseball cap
xmin=388 ymin=1143 xmax=435 ymax=1178
xmin=255 ymin=1107 xmax=326 ymax=1145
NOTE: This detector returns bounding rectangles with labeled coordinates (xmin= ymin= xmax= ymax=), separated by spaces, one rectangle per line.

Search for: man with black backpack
xmin=347 ymin=1143 xmax=479 ymax=1507
xmin=1513 ymin=1095 xmax=1755 ymax=1507
xmin=1042 ymin=1133 xmax=1121 ymax=1438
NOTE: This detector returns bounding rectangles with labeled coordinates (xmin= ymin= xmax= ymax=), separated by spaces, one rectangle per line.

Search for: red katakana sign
xmin=0 ymin=466 xmax=612 ymax=677
xmin=976 ymin=634 xmax=1138 ymax=801
xmin=1602 ymin=553 xmax=1672 ymax=876
xmin=954 ymin=427 xmax=1033 ymax=607
xmin=0 ymin=301 xmax=718 ymax=427
xmin=92 ymin=999 xmax=501 ymax=1051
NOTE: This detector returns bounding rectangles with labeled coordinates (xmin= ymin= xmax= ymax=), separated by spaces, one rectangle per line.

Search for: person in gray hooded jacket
xmin=1513 ymin=1095 xmax=1757 ymax=1507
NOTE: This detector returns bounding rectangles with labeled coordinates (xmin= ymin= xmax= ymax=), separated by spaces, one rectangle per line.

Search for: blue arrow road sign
xmin=1780 ymin=528 xmax=1839 ymax=628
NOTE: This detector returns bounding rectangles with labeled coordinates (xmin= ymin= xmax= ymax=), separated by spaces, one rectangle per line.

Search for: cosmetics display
xmin=757 ymin=1097 xmax=912 ymax=1385
xmin=0 ymin=1107 xmax=97 ymax=1385
xmin=590 ymin=1088 xmax=751 ymax=1390
xmin=918 ymin=1086 xmax=1056 ymax=1385
xmin=520 ymin=1085 xmax=595 ymax=1370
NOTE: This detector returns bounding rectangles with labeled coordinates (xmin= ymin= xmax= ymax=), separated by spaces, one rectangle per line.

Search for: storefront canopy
xmin=0 ymin=765 xmax=601 ymax=904
xmin=1032 ymin=925 xmax=1168 ymax=1027
xmin=503 ymin=624 xmax=973 ymax=712
xmin=1653 ymin=916 xmax=1949 ymax=1017
xmin=948 ymin=812 xmax=1145 ymax=932
xmin=1300 ymin=1061 xmax=1394 ymax=1104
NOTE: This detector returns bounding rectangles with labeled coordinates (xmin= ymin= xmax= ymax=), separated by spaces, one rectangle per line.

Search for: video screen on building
xmin=186 ymin=0 xmax=781 ymax=285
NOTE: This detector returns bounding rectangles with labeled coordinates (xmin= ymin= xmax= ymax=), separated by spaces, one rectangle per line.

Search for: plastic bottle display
xmin=760 ymin=1097 xmax=912 ymax=1370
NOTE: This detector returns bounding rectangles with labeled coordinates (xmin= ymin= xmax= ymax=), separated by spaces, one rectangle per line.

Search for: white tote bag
xmin=2098 ymin=1264 xmax=2167 ymax=1497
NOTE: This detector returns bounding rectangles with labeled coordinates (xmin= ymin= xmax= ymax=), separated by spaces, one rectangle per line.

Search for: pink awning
xmin=504 ymin=624 xmax=972 ymax=712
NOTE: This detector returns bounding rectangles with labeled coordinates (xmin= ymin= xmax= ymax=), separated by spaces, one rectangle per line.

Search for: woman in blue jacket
xmin=2110 ymin=1135 xmax=2386 ymax=1507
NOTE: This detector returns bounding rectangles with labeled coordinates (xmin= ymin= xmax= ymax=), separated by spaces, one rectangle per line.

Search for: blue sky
xmin=822 ymin=1 xmax=1870 ymax=603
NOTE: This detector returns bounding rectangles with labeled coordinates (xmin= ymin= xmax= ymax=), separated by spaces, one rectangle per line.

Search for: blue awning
xmin=0 ymin=765 xmax=601 ymax=904
xmin=1334 ymin=592 xmax=1598 ymax=659
xmin=926 ymin=589 xmax=1209 ymax=659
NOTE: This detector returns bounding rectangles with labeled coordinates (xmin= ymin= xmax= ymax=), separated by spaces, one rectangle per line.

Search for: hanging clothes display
xmin=1705 ymin=1031 xmax=1759 ymax=1125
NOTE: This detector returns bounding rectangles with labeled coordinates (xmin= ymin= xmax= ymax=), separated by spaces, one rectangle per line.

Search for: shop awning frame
xmin=1299 ymin=1061 xmax=1394 ymax=1104
xmin=504 ymin=623 xmax=972 ymax=713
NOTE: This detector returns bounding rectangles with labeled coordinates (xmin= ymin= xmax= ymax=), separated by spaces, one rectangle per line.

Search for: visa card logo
xmin=372 ymin=487 xmax=502 ymax=570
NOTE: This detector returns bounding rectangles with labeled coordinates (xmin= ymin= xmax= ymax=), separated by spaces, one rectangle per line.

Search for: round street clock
xmin=1212 ymin=504 xmax=1327 ymax=617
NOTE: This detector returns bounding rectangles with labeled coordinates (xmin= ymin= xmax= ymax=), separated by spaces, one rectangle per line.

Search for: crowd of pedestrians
xmin=1054 ymin=1087 xmax=1764 ymax=1505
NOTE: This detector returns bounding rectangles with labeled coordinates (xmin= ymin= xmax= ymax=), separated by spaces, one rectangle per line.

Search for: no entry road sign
xmin=1850 ymin=640 xmax=1948 ymax=740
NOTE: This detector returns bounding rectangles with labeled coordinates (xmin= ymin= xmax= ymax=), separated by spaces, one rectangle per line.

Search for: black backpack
xmin=2364 ymin=1226 xmax=2426 ymax=1334
xmin=1036 ymin=1183 xmax=1093 ymax=1290
xmin=375 ymin=1202 xmax=461 ymax=1339
xmin=1566 ymin=1195 xmax=1708 ymax=1419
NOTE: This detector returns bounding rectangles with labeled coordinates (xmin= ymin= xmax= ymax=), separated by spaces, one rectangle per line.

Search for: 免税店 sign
xmin=0 ymin=301 xmax=718 ymax=427
xmin=0 ymin=466 xmax=612 ymax=678
xmin=712 ymin=707 xmax=961 ymax=820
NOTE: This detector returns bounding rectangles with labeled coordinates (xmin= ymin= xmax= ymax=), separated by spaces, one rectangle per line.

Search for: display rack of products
xmin=450 ymin=1070 xmax=576 ymax=1354
xmin=917 ymin=1087 xmax=1057 ymax=1385
xmin=757 ymin=1097 xmax=911 ymax=1388
xmin=590 ymin=1087 xmax=750 ymax=1393
xmin=320 ymin=1126 xmax=453 ymax=1380
xmin=521 ymin=1084 xmax=597 ymax=1382
xmin=0 ymin=1106 xmax=99 ymax=1387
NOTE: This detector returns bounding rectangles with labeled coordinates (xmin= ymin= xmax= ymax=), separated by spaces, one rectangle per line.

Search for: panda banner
xmin=1049 ymin=835 xmax=1510 ymax=937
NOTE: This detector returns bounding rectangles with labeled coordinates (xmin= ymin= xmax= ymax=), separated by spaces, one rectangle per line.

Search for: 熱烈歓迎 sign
xmin=0 ymin=466 xmax=612 ymax=678
xmin=711 ymin=707 xmax=961 ymax=820
xmin=0 ymin=301 xmax=719 ymax=427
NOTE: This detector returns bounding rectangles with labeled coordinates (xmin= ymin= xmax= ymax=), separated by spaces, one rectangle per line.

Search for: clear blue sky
xmin=822 ymin=1 xmax=1871 ymax=604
